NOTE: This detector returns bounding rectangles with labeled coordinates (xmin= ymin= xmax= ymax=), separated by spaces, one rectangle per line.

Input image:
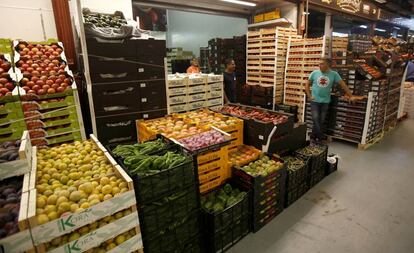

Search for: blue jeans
xmin=310 ymin=101 xmax=329 ymax=140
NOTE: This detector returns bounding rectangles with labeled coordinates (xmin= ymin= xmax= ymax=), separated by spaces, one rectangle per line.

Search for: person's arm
xmin=338 ymin=79 xmax=352 ymax=98
xmin=305 ymin=79 xmax=313 ymax=100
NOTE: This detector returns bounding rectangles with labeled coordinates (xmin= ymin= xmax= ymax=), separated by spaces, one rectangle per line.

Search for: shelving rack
xmin=284 ymin=36 xmax=327 ymax=122
xmin=246 ymin=27 xmax=299 ymax=109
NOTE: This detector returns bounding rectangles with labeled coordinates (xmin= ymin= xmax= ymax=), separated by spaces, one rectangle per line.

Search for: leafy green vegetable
xmin=201 ymin=184 xmax=247 ymax=213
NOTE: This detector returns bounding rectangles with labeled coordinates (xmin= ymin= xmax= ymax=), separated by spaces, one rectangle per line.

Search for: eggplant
xmin=8 ymin=153 xmax=19 ymax=161
xmin=2 ymin=141 xmax=14 ymax=149
xmin=0 ymin=150 xmax=17 ymax=161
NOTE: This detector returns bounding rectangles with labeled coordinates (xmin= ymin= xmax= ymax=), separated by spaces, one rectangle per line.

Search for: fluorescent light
xmin=375 ymin=0 xmax=387 ymax=3
xmin=359 ymin=25 xmax=368 ymax=29
xmin=394 ymin=26 xmax=401 ymax=30
xmin=375 ymin=28 xmax=386 ymax=32
xmin=333 ymin=32 xmax=348 ymax=37
xmin=397 ymin=34 xmax=402 ymax=37
xmin=221 ymin=0 xmax=256 ymax=6
xmin=303 ymin=11 xmax=310 ymax=15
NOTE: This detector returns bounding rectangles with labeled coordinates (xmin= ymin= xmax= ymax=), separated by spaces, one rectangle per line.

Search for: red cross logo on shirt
xmin=317 ymin=76 xmax=330 ymax=87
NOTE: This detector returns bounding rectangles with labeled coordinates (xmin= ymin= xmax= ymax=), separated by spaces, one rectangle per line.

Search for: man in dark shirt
xmin=223 ymin=59 xmax=237 ymax=103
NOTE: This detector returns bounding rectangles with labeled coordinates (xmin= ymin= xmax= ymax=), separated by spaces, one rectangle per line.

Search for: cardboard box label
xmin=48 ymin=212 xmax=139 ymax=253
xmin=32 ymin=190 xmax=136 ymax=244
xmin=0 ymin=229 xmax=33 ymax=252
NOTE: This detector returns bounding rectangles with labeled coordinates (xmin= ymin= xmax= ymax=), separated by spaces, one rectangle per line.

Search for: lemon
xmin=45 ymin=205 xmax=57 ymax=214
xmin=47 ymin=195 xmax=58 ymax=205
xmin=112 ymin=187 xmax=120 ymax=195
xmin=47 ymin=211 xmax=58 ymax=220
xmin=37 ymin=214 xmax=50 ymax=225
xmin=59 ymin=190 xmax=70 ymax=198
xmin=90 ymin=199 xmax=100 ymax=206
xmin=37 ymin=197 xmax=46 ymax=208
xmin=68 ymin=232 xmax=80 ymax=242
xmin=43 ymin=189 xmax=53 ymax=197
xmin=79 ymin=182 xmax=93 ymax=194
xmin=58 ymin=202 xmax=71 ymax=213
xmin=103 ymin=194 xmax=112 ymax=201
xmin=115 ymin=235 xmax=126 ymax=245
xmin=102 ymin=185 xmax=112 ymax=195
xmin=70 ymin=203 xmax=79 ymax=213
xmin=56 ymin=196 xmax=68 ymax=206
xmin=36 ymin=208 xmax=45 ymax=215
xmin=80 ymin=202 xmax=90 ymax=209
xmin=69 ymin=191 xmax=83 ymax=202
xmin=100 ymin=176 xmax=110 ymax=185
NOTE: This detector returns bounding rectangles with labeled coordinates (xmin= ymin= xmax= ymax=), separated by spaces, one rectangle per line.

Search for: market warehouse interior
xmin=0 ymin=0 xmax=413 ymax=252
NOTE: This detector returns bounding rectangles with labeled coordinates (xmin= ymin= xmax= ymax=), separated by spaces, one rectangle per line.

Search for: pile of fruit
xmin=15 ymin=42 xmax=72 ymax=96
xmin=0 ymin=140 xmax=21 ymax=163
xmin=178 ymin=130 xmax=226 ymax=152
xmin=228 ymin=145 xmax=261 ymax=167
xmin=201 ymin=184 xmax=247 ymax=213
xmin=89 ymin=228 xmax=137 ymax=252
xmin=0 ymin=176 xmax=23 ymax=238
xmin=237 ymin=155 xmax=284 ymax=177
xmin=219 ymin=105 xmax=289 ymax=124
xmin=182 ymin=110 xmax=241 ymax=129
xmin=142 ymin=117 xmax=203 ymax=140
xmin=0 ymin=55 xmax=11 ymax=77
xmin=359 ymin=63 xmax=382 ymax=79
xmin=83 ymin=12 xmax=127 ymax=28
xmin=35 ymin=140 xmax=129 ymax=225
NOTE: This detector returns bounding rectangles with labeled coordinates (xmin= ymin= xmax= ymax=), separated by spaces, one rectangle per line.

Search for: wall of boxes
xmin=86 ymin=37 xmax=168 ymax=145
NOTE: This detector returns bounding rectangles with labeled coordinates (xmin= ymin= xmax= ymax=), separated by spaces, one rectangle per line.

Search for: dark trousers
xmin=311 ymin=101 xmax=329 ymax=139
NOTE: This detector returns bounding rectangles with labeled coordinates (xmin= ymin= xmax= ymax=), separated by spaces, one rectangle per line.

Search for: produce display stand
xmin=26 ymin=135 xmax=142 ymax=253
xmin=246 ymin=27 xmax=300 ymax=109
xmin=166 ymin=73 xmax=224 ymax=114
xmin=0 ymin=131 xmax=35 ymax=253
xmin=284 ymin=36 xmax=327 ymax=122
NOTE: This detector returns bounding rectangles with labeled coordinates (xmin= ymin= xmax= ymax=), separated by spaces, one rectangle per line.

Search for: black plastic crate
xmin=252 ymin=208 xmax=279 ymax=233
xmin=283 ymin=156 xmax=310 ymax=190
xmin=309 ymin=169 xmax=325 ymax=187
xmin=139 ymin=184 xmax=199 ymax=239
xmin=202 ymin=185 xmax=250 ymax=233
xmin=144 ymin=212 xmax=201 ymax=253
xmin=207 ymin=215 xmax=250 ymax=253
xmin=253 ymin=198 xmax=283 ymax=223
xmin=117 ymin=144 xmax=197 ymax=203
xmin=295 ymin=144 xmax=328 ymax=176
xmin=285 ymin=182 xmax=309 ymax=207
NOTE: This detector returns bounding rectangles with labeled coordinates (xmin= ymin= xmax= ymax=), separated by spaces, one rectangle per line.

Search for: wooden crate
xmin=27 ymin=137 xmax=142 ymax=253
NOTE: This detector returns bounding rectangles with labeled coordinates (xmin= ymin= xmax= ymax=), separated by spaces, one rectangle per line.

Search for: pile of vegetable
xmin=237 ymin=155 xmax=283 ymax=177
xmin=83 ymin=12 xmax=127 ymax=28
xmin=0 ymin=140 xmax=21 ymax=163
xmin=178 ymin=130 xmax=226 ymax=151
xmin=201 ymin=184 xmax=247 ymax=213
xmin=123 ymin=151 xmax=189 ymax=176
xmin=228 ymin=145 xmax=261 ymax=167
xmin=112 ymin=139 xmax=167 ymax=159
xmin=296 ymin=145 xmax=326 ymax=157
xmin=284 ymin=156 xmax=307 ymax=172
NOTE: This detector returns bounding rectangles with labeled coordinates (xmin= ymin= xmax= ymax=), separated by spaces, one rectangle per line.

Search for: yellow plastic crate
xmin=199 ymin=177 xmax=222 ymax=194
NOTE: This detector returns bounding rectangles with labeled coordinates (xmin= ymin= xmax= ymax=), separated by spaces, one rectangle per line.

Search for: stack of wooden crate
xmin=332 ymin=36 xmax=349 ymax=52
xmin=246 ymin=27 xmax=299 ymax=107
xmin=284 ymin=37 xmax=327 ymax=122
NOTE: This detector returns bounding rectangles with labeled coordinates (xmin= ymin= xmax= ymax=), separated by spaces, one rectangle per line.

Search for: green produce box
xmin=0 ymin=121 xmax=26 ymax=135
xmin=31 ymin=130 xmax=81 ymax=146
xmin=0 ymin=101 xmax=22 ymax=115
xmin=0 ymin=110 xmax=24 ymax=125
xmin=0 ymin=128 xmax=25 ymax=142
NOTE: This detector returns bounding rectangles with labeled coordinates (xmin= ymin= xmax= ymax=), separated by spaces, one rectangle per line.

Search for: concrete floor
xmin=231 ymin=119 xmax=414 ymax=253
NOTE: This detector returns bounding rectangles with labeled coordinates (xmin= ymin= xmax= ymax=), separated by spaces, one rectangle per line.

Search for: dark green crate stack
xmin=201 ymin=183 xmax=250 ymax=253
xmin=128 ymin=146 xmax=201 ymax=253
xmin=283 ymin=156 xmax=310 ymax=207
xmin=295 ymin=145 xmax=328 ymax=188
xmin=232 ymin=156 xmax=287 ymax=233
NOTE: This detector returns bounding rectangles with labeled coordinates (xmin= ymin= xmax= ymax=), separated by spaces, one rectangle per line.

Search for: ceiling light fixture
xmin=303 ymin=11 xmax=310 ymax=15
xmin=394 ymin=26 xmax=401 ymax=30
xmin=397 ymin=34 xmax=403 ymax=37
xmin=375 ymin=28 xmax=386 ymax=32
xmin=221 ymin=0 xmax=256 ymax=7
xmin=374 ymin=0 xmax=387 ymax=3
xmin=359 ymin=25 xmax=368 ymax=29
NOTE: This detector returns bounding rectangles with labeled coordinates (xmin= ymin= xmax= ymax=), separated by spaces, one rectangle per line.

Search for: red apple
xmin=50 ymin=70 xmax=57 ymax=76
xmin=5 ymin=83 xmax=14 ymax=90
xmin=40 ymin=76 xmax=47 ymax=82
xmin=56 ymin=48 xmax=63 ymax=54
xmin=26 ymin=67 xmax=34 ymax=73
xmin=0 ymin=88 xmax=9 ymax=95
xmin=21 ymin=78 xmax=29 ymax=85
xmin=32 ymin=55 xmax=40 ymax=61
xmin=32 ymin=47 xmax=39 ymax=53
xmin=27 ymin=90 xmax=36 ymax=95
xmin=0 ymin=78 xmax=7 ymax=84
xmin=32 ymin=85 xmax=41 ymax=92
xmin=26 ymin=81 xmax=35 ymax=88
xmin=51 ymin=45 xmax=58 ymax=50
xmin=56 ymin=86 xmax=65 ymax=93
xmin=37 ymin=89 xmax=46 ymax=95
xmin=26 ymin=60 xmax=33 ymax=65
xmin=51 ymin=83 xmax=59 ymax=90
xmin=55 ymin=79 xmax=62 ymax=85
xmin=31 ymin=70 xmax=39 ymax=76
xmin=41 ymin=70 xmax=48 ymax=75
xmin=64 ymin=78 xmax=71 ymax=84
xmin=45 ymin=80 xmax=54 ymax=86
xmin=36 ymin=80 xmax=44 ymax=86
xmin=48 ymin=75 xmax=57 ymax=81
xmin=47 ymin=88 xmax=55 ymax=94
xmin=42 ymin=84 xmax=50 ymax=90
xmin=31 ymin=76 xmax=39 ymax=83
xmin=5 ymin=92 xmax=12 ymax=96
xmin=52 ymin=60 xmax=59 ymax=65
xmin=48 ymin=55 xmax=55 ymax=60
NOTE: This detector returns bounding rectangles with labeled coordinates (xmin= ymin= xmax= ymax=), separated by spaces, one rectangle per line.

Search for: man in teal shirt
xmin=305 ymin=58 xmax=357 ymax=142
